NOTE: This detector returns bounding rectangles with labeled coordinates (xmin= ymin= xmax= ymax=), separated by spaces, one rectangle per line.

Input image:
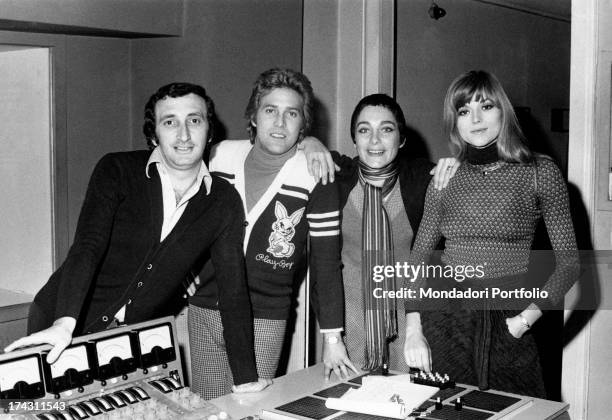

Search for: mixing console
xmin=0 ymin=317 xmax=228 ymax=420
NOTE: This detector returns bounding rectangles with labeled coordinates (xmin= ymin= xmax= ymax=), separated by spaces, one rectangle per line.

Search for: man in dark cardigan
xmin=5 ymin=83 xmax=268 ymax=393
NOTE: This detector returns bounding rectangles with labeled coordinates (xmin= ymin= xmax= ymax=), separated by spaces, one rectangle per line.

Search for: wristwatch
xmin=325 ymin=335 xmax=340 ymax=344
xmin=519 ymin=314 xmax=531 ymax=330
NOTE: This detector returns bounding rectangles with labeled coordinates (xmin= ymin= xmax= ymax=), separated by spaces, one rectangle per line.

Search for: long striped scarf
xmin=358 ymin=160 xmax=399 ymax=371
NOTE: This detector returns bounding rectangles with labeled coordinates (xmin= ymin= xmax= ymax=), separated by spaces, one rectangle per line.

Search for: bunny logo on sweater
xmin=267 ymin=201 xmax=305 ymax=258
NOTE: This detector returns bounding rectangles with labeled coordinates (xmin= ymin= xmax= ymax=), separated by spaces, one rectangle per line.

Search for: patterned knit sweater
xmin=409 ymin=152 xmax=578 ymax=308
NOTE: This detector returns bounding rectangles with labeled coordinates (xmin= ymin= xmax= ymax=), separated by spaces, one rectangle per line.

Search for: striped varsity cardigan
xmin=191 ymin=140 xmax=344 ymax=329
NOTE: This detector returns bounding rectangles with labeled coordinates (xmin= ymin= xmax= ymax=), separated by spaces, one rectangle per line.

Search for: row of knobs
xmin=7 ymin=389 xmax=229 ymax=420
xmin=166 ymin=388 xmax=229 ymax=420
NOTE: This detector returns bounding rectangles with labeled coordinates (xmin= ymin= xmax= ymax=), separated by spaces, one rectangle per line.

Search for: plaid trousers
xmin=188 ymin=304 xmax=287 ymax=399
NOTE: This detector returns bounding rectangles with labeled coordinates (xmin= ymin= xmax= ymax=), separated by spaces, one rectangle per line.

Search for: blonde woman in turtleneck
xmin=404 ymin=70 xmax=578 ymax=398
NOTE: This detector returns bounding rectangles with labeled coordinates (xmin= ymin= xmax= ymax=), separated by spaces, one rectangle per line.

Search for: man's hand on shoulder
xmin=299 ymin=136 xmax=338 ymax=185
xmin=4 ymin=317 xmax=76 ymax=364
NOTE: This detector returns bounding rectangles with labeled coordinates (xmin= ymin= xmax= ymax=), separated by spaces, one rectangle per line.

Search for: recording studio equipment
xmin=257 ymin=370 xmax=561 ymax=420
xmin=0 ymin=317 xmax=228 ymax=420
xmin=411 ymin=370 xmax=456 ymax=389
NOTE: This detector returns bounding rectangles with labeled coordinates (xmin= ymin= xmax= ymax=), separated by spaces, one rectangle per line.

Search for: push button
xmin=102 ymin=316 xmax=109 ymax=322
xmin=146 ymin=264 xmax=153 ymax=270
xmin=137 ymin=282 xmax=143 ymax=288
xmin=243 ymin=221 xmax=249 ymax=227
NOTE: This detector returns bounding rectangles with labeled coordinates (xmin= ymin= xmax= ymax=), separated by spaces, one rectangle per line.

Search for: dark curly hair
xmin=244 ymin=68 xmax=314 ymax=142
xmin=143 ymin=82 xmax=216 ymax=149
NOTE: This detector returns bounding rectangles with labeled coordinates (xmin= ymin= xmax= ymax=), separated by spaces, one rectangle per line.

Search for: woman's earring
xmin=399 ymin=139 xmax=406 ymax=148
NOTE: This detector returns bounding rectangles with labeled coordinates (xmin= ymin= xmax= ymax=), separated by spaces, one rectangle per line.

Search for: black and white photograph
xmin=0 ymin=1 xmax=607 ymax=419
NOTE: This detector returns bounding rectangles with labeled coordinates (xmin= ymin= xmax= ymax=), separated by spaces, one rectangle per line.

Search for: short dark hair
xmin=244 ymin=68 xmax=314 ymax=142
xmin=443 ymin=70 xmax=532 ymax=163
xmin=350 ymin=93 xmax=408 ymax=144
xmin=143 ymin=82 xmax=216 ymax=149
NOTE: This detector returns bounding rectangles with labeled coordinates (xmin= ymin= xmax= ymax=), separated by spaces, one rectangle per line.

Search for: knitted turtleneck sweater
xmin=244 ymin=141 xmax=297 ymax=212
xmin=410 ymin=142 xmax=577 ymax=307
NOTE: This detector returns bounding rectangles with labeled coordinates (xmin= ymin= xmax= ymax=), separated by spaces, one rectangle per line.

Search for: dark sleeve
xmin=405 ymin=157 xmax=436 ymax=177
xmin=400 ymin=158 xmax=435 ymax=240
xmin=404 ymin=178 xmax=444 ymax=312
xmin=210 ymin=194 xmax=258 ymax=385
xmin=331 ymin=150 xmax=357 ymax=174
xmin=306 ymin=180 xmax=344 ymax=329
xmin=54 ymin=154 xmax=124 ymax=320
xmin=534 ymin=159 xmax=579 ymax=308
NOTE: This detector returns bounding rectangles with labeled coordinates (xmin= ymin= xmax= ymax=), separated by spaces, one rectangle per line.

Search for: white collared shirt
xmin=146 ymin=147 xmax=212 ymax=241
xmin=114 ymin=147 xmax=212 ymax=323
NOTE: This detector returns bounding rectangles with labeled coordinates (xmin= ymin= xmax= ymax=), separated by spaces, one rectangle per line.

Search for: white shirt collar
xmin=145 ymin=147 xmax=212 ymax=195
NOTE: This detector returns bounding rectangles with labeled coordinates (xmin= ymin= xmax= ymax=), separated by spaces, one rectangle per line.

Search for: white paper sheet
xmin=324 ymin=375 xmax=438 ymax=419
xmin=325 ymin=397 xmax=408 ymax=419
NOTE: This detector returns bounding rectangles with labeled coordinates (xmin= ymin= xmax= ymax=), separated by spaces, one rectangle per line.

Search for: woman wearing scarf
xmin=302 ymin=94 xmax=456 ymax=371
xmin=332 ymin=94 xmax=439 ymax=371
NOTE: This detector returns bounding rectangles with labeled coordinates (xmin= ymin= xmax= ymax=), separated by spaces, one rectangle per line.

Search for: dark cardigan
xmin=31 ymin=151 xmax=257 ymax=384
xmin=332 ymin=151 xmax=434 ymax=245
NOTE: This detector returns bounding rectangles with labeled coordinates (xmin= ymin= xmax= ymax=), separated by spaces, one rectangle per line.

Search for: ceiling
xmin=471 ymin=0 xmax=571 ymax=21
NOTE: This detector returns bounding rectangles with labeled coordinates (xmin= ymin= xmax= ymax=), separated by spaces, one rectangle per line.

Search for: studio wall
xmin=0 ymin=0 xmax=181 ymax=36
xmin=65 ymin=37 xmax=132 ymax=241
xmin=0 ymin=31 xmax=132 ymax=265
xmin=130 ymin=0 xmax=304 ymax=147
xmin=0 ymin=0 xmax=304 ymax=260
xmin=396 ymin=0 xmax=570 ymax=170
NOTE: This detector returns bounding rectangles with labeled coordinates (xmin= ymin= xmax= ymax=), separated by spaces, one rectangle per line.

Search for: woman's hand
xmin=430 ymin=157 xmax=459 ymax=190
xmin=506 ymin=305 xmax=543 ymax=339
xmin=505 ymin=316 xmax=529 ymax=339
xmin=300 ymin=136 xmax=337 ymax=185
xmin=404 ymin=330 xmax=432 ymax=372
xmin=322 ymin=332 xmax=359 ymax=380
xmin=403 ymin=312 xmax=431 ymax=372
xmin=232 ymin=378 xmax=272 ymax=393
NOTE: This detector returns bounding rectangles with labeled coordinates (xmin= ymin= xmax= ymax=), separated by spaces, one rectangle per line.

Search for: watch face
xmin=326 ymin=336 xmax=339 ymax=344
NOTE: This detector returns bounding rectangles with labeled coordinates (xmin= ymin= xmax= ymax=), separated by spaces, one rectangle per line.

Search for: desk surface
xmin=211 ymin=364 xmax=569 ymax=420
xmin=0 ymin=288 xmax=32 ymax=322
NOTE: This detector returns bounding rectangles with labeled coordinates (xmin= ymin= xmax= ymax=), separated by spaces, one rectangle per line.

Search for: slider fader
xmin=0 ymin=316 xmax=229 ymax=420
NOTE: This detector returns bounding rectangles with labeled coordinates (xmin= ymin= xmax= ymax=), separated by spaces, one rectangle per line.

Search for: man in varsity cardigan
xmin=5 ymin=83 xmax=267 ymax=394
xmin=188 ymin=69 xmax=357 ymax=399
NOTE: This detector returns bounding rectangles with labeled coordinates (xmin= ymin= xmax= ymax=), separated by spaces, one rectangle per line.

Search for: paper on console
xmin=324 ymin=375 xmax=438 ymax=419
